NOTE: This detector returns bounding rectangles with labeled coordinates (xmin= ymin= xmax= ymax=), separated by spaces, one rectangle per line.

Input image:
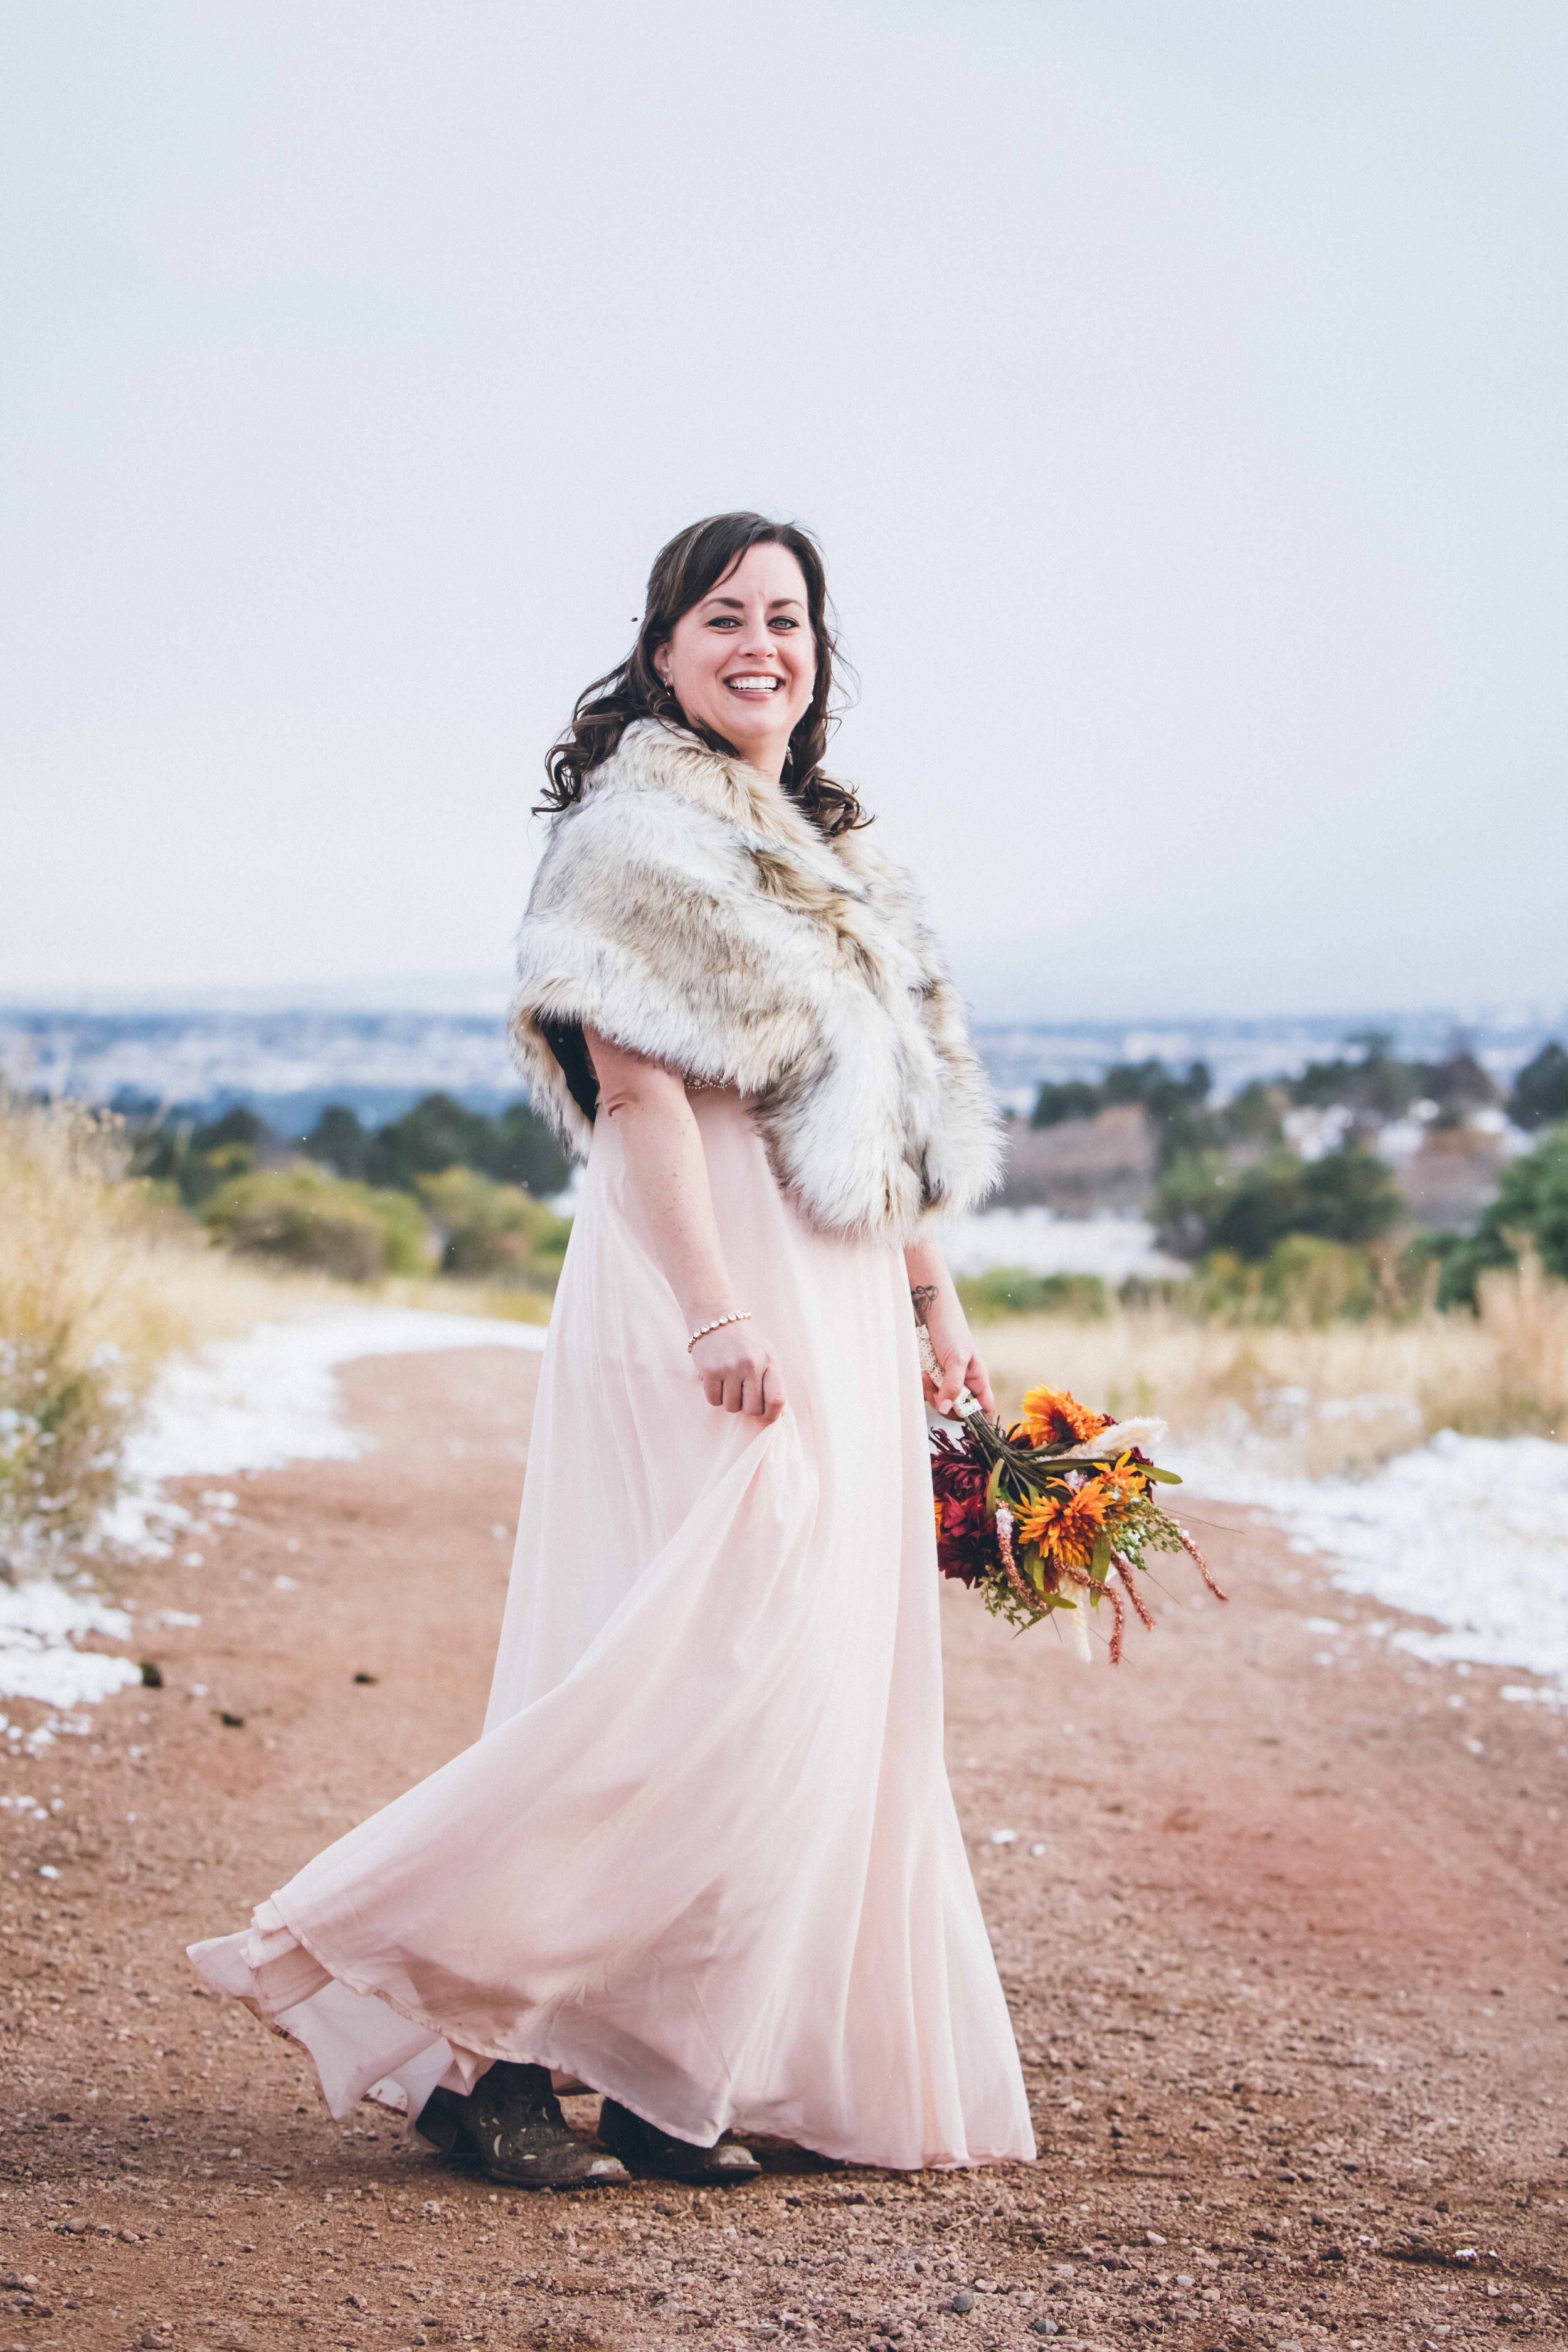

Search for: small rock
xmin=1029 ymin=2323 xmax=1061 ymax=2339
xmin=1145 ymin=2229 xmax=1166 ymax=2245
xmin=346 ymin=2292 xmax=369 ymax=2309
xmin=139 ymin=1661 xmax=164 ymax=1688
xmin=58 ymin=2217 xmax=88 ymax=2235
xmin=950 ymin=2289 xmax=975 ymax=2314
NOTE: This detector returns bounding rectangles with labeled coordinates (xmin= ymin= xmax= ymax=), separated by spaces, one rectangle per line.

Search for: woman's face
xmin=653 ymin=543 xmax=816 ymax=782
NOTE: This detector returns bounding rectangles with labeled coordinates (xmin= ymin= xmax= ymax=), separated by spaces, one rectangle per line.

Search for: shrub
xmin=364 ymin=1091 xmax=569 ymax=1197
xmin=1291 ymin=1032 xmax=1421 ymax=1118
xmin=958 ymin=1268 xmax=1108 ymax=1320
xmin=1151 ymin=1150 xmax=1242 ymax=1258
xmin=1156 ymin=1143 xmax=1402 ymax=1263
xmin=1029 ymin=1081 xmax=1101 ymax=1129
xmin=1194 ymin=1235 xmax=1385 ymax=1325
xmin=1027 ymin=1061 xmax=1217 ymax=1167
xmin=1435 ymin=1120 xmax=1568 ymax=1307
xmin=132 ymin=1104 xmax=272 ymax=1208
xmin=302 ymin=1103 xmax=371 ymax=1178
xmin=201 ymin=1167 xmax=428 ymax=1281
xmin=490 ymin=1100 xmax=572 ymax=1197
xmin=416 ymin=1167 xmax=573 ymax=1283
xmin=1219 ymin=1079 xmax=1288 ymax=1147
xmin=1510 ymin=1042 xmax=1568 ymax=1131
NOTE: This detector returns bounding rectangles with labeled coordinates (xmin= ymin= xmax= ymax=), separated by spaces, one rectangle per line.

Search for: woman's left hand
xmin=910 ymin=1268 xmax=995 ymax=1419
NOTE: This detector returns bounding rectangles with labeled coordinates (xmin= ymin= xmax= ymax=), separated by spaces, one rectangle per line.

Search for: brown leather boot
xmin=468 ymin=2062 xmax=628 ymax=2190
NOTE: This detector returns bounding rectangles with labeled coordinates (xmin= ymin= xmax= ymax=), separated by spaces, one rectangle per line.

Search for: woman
xmin=189 ymin=511 xmax=1036 ymax=2185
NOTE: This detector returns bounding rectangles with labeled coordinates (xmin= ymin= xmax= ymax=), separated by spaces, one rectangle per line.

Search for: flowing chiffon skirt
xmin=189 ymin=1091 xmax=1034 ymax=2170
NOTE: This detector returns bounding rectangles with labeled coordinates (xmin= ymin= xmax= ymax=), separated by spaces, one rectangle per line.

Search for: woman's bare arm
xmin=903 ymin=1235 xmax=994 ymax=1417
xmin=584 ymin=1029 xmax=783 ymax=1421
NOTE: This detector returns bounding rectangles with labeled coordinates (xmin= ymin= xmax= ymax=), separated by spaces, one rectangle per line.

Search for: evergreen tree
xmin=1509 ymin=1041 xmax=1568 ymax=1131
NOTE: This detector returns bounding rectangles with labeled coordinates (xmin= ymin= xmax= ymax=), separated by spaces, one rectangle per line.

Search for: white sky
xmin=3 ymin=1 xmax=1565 ymax=1019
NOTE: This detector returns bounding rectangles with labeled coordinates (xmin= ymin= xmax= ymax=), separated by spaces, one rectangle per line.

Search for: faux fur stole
xmin=509 ymin=719 xmax=1000 ymax=1244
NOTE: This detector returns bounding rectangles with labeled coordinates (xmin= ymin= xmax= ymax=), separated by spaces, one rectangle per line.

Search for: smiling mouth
xmin=723 ymin=674 xmax=784 ymax=699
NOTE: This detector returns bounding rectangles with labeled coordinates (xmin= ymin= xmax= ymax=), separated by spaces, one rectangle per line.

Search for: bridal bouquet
xmin=922 ymin=1335 xmax=1226 ymax=1660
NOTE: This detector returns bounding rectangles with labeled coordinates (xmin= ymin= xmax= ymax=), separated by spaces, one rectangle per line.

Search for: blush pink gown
xmin=189 ymin=1093 xmax=1034 ymax=2171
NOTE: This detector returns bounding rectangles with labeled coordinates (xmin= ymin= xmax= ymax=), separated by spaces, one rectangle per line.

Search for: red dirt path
xmin=1 ymin=1343 xmax=1565 ymax=2352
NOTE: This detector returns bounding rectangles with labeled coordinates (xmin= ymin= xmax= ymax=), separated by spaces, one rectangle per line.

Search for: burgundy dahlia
xmin=930 ymin=1427 xmax=999 ymax=1587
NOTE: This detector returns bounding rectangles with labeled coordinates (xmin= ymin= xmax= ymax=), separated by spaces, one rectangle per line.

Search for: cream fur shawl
xmin=509 ymin=719 xmax=1000 ymax=1244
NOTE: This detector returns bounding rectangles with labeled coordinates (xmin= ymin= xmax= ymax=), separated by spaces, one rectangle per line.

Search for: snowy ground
xmin=1171 ymin=1428 xmax=1568 ymax=1704
xmin=0 ymin=1310 xmax=546 ymax=1726
xmin=934 ymin=1206 xmax=1184 ymax=1282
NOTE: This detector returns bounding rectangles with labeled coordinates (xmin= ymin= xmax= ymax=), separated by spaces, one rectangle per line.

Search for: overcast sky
xmin=3 ymin=1 xmax=1565 ymax=1019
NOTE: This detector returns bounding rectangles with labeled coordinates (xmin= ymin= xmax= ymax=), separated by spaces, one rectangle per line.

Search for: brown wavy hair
xmin=539 ymin=511 xmax=866 ymax=839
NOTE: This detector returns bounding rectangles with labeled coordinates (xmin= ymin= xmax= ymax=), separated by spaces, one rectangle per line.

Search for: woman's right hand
xmin=689 ymin=1320 xmax=784 ymax=1421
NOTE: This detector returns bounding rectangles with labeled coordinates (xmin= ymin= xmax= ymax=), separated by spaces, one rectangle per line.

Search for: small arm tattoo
xmin=910 ymin=1284 xmax=938 ymax=1326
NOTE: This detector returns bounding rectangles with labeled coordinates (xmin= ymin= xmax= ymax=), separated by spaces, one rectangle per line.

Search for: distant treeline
xmin=1030 ymin=1035 xmax=1568 ymax=1148
xmin=129 ymin=1090 xmax=569 ymax=1210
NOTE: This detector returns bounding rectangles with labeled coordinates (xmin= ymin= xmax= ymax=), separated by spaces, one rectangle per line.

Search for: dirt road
xmin=1 ymin=1343 xmax=1565 ymax=2351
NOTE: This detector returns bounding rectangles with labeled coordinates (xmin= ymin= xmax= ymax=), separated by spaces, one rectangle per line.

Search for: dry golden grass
xmin=0 ymin=1093 xmax=564 ymax=1552
xmin=0 ymin=1097 xmax=361 ymax=1549
xmin=977 ymin=1253 xmax=1568 ymax=1478
xmin=380 ymin=1276 xmax=553 ymax=1327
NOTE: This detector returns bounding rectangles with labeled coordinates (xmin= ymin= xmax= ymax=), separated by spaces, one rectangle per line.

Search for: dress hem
xmin=188 ymin=1899 xmax=1035 ymax=2173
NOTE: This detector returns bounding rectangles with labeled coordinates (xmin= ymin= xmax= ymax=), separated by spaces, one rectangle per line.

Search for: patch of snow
xmin=935 ymin=1207 xmax=1184 ymax=1283
xmin=1175 ymin=1428 xmax=1568 ymax=1698
xmin=5 ymin=1308 xmax=547 ymax=1718
xmin=0 ymin=1579 xmax=141 ymax=1707
xmin=104 ymin=1308 xmax=548 ymax=1553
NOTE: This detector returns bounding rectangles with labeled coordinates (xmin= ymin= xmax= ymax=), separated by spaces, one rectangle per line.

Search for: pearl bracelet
xmin=687 ymin=1310 xmax=751 ymax=1353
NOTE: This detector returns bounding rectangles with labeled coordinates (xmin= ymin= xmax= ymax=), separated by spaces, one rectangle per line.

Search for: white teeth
xmin=726 ymin=675 xmax=780 ymax=694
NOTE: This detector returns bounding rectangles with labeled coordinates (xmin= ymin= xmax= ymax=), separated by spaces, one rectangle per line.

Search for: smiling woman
xmin=539 ymin=510 xmax=866 ymax=839
xmin=652 ymin=541 xmax=816 ymax=766
xmin=189 ymin=511 xmax=1031 ymax=2191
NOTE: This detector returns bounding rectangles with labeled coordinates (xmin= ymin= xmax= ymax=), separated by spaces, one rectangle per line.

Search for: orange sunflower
xmin=1015 ymin=1474 xmax=1113 ymax=1571
xmin=1019 ymin=1384 xmax=1113 ymax=1448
